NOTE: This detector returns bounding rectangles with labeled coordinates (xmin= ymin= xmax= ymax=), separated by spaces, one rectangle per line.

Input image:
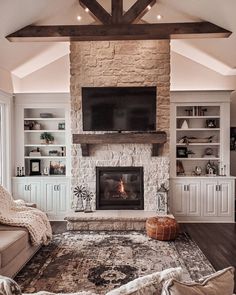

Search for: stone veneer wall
xmin=70 ymin=40 xmax=170 ymax=211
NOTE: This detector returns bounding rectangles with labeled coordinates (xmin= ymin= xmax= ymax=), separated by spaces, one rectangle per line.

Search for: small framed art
xmin=176 ymin=147 xmax=188 ymax=158
xmin=30 ymin=159 xmax=41 ymax=175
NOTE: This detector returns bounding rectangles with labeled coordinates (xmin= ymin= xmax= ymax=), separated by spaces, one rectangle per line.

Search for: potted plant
xmin=40 ymin=132 xmax=54 ymax=144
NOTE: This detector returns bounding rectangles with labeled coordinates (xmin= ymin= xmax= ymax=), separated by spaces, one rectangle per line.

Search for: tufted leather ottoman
xmin=146 ymin=216 xmax=179 ymax=241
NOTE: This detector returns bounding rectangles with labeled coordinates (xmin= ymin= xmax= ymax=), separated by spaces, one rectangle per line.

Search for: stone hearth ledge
xmin=65 ymin=210 xmax=174 ymax=231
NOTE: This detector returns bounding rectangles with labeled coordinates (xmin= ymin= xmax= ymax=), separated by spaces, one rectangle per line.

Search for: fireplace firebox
xmin=96 ymin=167 xmax=144 ymax=210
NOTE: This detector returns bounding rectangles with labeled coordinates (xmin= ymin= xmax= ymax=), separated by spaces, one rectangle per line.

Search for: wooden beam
xmin=122 ymin=0 xmax=156 ymax=24
xmin=79 ymin=0 xmax=112 ymax=25
xmin=6 ymin=22 xmax=232 ymax=42
xmin=112 ymin=0 xmax=123 ymax=24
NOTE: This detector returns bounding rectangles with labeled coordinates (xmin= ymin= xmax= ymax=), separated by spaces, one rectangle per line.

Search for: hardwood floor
xmin=180 ymin=223 xmax=236 ymax=291
xmin=51 ymin=222 xmax=236 ymax=288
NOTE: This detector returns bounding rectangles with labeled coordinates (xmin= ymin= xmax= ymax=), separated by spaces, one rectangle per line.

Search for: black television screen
xmin=82 ymin=87 xmax=156 ymax=131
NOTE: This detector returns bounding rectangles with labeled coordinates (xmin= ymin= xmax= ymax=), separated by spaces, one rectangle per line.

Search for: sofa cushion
xmin=161 ymin=267 xmax=234 ymax=295
xmin=0 ymin=230 xmax=28 ymax=267
xmin=106 ymin=267 xmax=183 ymax=295
xmin=0 ymin=275 xmax=22 ymax=295
xmin=0 ymin=224 xmax=29 ymax=233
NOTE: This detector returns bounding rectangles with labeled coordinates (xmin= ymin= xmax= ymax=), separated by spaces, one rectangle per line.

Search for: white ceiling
xmin=0 ymin=0 xmax=236 ymax=78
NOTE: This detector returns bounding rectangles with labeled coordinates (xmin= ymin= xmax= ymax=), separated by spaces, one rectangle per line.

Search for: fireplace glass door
xmin=96 ymin=167 xmax=144 ymax=210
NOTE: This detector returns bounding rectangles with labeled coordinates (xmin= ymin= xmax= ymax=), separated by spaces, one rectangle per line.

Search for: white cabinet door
xmin=218 ymin=181 xmax=232 ymax=217
xmin=42 ymin=182 xmax=56 ymax=216
xmin=12 ymin=179 xmax=41 ymax=208
xmin=12 ymin=181 xmax=29 ymax=200
xmin=202 ymin=180 xmax=218 ymax=217
xmin=171 ymin=180 xmax=201 ymax=217
xmin=28 ymin=181 xmax=42 ymax=209
xmin=170 ymin=181 xmax=186 ymax=216
xmin=42 ymin=179 xmax=70 ymax=219
xmin=56 ymin=182 xmax=69 ymax=215
xmin=187 ymin=182 xmax=201 ymax=216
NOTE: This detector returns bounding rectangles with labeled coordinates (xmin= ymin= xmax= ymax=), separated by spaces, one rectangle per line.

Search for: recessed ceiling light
xmin=77 ymin=15 xmax=82 ymax=21
xmin=85 ymin=8 xmax=89 ymax=13
xmin=147 ymin=5 xmax=152 ymax=10
xmin=157 ymin=14 xmax=162 ymax=20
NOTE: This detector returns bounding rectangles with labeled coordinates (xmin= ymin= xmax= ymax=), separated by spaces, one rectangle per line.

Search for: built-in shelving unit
xmin=171 ymin=102 xmax=225 ymax=177
xmin=24 ymin=107 xmax=67 ymax=176
xmin=13 ymin=93 xmax=71 ymax=220
xmin=169 ymin=91 xmax=234 ymax=223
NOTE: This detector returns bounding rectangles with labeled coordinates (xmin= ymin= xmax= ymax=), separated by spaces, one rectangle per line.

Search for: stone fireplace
xmin=96 ymin=167 xmax=144 ymax=210
xmin=70 ymin=40 xmax=170 ymax=212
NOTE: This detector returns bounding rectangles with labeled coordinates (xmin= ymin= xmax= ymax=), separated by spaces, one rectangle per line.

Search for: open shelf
xmin=24 ymin=118 xmax=65 ymax=121
xmin=177 ymin=128 xmax=220 ymax=131
xmin=24 ymin=144 xmax=66 ymax=147
xmin=25 ymin=156 xmax=66 ymax=159
xmin=24 ymin=130 xmax=65 ymax=133
xmin=176 ymin=157 xmax=220 ymax=161
xmin=176 ymin=143 xmax=220 ymax=146
xmin=176 ymin=116 xmax=220 ymax=119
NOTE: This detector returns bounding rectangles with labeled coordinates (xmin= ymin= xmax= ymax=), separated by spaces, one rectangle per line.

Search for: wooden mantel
xmin=73 ymin=132 xmax=167 ymax=157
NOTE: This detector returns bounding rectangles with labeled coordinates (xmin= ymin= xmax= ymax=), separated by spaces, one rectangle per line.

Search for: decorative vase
xmin=181 ymin=120 xmax=189 ymax=129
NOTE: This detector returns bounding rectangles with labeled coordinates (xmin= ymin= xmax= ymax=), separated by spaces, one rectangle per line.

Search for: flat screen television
xmin=82 ymin=87 xmax=156 ymax=131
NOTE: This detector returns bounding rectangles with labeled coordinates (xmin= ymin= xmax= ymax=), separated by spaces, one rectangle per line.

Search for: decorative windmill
xmin=74 ymin=185 xmax=87 ymax=212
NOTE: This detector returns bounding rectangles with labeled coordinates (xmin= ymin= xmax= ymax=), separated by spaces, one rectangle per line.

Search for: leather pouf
xmin=146 ymin=216 xmax=179 ymax=241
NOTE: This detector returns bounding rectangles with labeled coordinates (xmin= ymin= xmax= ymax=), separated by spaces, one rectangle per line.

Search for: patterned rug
xmin=15 ymin=231 xmax=214 ymax=294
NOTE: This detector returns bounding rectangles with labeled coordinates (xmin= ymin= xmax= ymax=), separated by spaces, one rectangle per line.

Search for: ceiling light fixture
xmin=147 ymin=5 xmax=152 ymax=10
xmin=77 ymin=15 xmax=82 ymax=21
xmin=85 ymin=8 xmax=89 ymax=13
xmin=157 ymin=14 xmax=162 ymax=20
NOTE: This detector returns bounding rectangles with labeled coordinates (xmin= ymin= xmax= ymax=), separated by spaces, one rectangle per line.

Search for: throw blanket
xmin=0 ymin=185 xmax=52 ymax=245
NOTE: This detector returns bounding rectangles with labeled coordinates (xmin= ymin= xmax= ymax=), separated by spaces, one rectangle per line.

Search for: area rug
xmin=15 ymin=231 xmax=215 ymax=294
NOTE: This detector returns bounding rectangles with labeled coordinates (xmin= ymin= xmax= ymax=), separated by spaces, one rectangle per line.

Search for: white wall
xmin=0 ymin=90 xmax=13 ymax=190
xmin=0 ymin=67 xmax=13 ymax=93
xmin=13 ymin=55 xmax=70 ymax=93
xmin=171 ymin=52 xmax=236 ymax=91
xmin=9 ymin=50 xmax=236 ymax=93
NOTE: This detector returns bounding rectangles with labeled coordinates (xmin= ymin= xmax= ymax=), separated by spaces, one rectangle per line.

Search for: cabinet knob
xmin=25 ymin=185 xmax=28 ymax=191
xmin=54 ymin=185 xmax=57 ymax=191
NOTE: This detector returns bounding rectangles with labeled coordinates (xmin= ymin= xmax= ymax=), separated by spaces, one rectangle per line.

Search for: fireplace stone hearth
xmin=96 ymin=167 xmax=144 ymax=210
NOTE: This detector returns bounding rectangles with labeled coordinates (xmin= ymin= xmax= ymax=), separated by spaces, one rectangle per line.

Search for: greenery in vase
xmin=40 ymin=132 xmax=54 ymax=144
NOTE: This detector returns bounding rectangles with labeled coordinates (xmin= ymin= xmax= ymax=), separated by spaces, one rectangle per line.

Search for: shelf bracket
xmin=152 ymin=143 xmax=163 ymax=157
xmin=81 ymin=144 xmax=90 ymax=157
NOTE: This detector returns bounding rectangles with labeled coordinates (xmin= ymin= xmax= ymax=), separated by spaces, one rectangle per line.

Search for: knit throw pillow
xmin=106 ymin=267 xmax=183 ymax=295
xmin=0 ymin=275 xmax=22 ymax=295
xmin=161 ymin=267 xmax=235 ymax=295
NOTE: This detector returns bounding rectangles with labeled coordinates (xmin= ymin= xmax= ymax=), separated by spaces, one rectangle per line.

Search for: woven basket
xmin=146 ymin=216 xmax=179 ymax=241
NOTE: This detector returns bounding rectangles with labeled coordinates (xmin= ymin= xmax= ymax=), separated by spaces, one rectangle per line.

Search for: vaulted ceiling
xmin=0 ymin=0 xmax=236 ymax=80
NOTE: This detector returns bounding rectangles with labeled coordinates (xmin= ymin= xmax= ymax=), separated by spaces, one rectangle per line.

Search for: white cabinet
xmin=42 ymin=179 xmax=70 ymax=219
xmin=12 ymin=177 xmax=71 ymax=220
xmin=170 ymin=179 xmax=201 ymax=218
xmin=170 ymin=177 xmax=235 ymax=222
xmin=13 ymin=179 xmax=42 ymax=209
xmin=202 ymin=179 xmax=233 ymax=218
